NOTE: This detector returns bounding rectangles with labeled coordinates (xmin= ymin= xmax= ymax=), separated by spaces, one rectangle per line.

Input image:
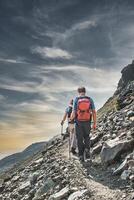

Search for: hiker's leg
xmin=68 ymin=124 xmax=73 ymax=148
xmin=72 ymin=127 xmax=77 ymax=149
xmin=70 ymin=124 xmax=77 ymax=149
xmin=83 ymin=122 xmax=91 ymax=159
xmin=75 ymin=122 xmax=84 ymax=157
xmin=70 ymin=124 xmax=77 ymax=155
xmin=83 ymin=121 xmax=91 ymax=150
xmin=69 ymin=124 xmax=75 ymax=149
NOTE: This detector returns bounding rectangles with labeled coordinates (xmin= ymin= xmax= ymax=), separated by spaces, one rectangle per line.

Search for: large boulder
xmin=100 ymin=138 xmax=134 ymax=165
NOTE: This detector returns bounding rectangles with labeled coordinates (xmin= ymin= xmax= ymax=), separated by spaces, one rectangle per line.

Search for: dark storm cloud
xmin=0 ymin=0 xmax=134 ymax=66
xmin=45 ymin=1 xmax=134 ymax=67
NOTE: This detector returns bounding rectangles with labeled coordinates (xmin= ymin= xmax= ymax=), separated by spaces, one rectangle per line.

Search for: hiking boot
xmin=79 ymin=155 xmax=84 ymax=162
xmin=71 ymin=147 xmax=77 ymax=155
xmin=85 ymin=149 xmax=90 ymax=160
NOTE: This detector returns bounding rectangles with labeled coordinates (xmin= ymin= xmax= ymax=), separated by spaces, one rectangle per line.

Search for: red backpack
xmin=77 ymin=97 xmax=91 ymax=121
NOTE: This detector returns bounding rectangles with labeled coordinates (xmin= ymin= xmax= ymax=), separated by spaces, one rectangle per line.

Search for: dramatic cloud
xmin=0 ymin=58 xmax=26 ymax=64
xmin=33 ymin=47 xmax=73 ymax=59
xmin=72 ymin=20 xmax=97 ymax=31
xmin=0 ymin=78 xmax=38 ymax=93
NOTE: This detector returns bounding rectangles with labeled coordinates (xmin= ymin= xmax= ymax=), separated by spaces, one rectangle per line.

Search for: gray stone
xmin=21 ymin=194 xmax=31 ymax=200
xmin=12 ymin=175 xmax=20 ymax=182
xmin=0 ymin=184 xmax=5 ymax=193
xmin=129 ymin=175 xmax=134 ymax=181
xmin=90 ymin=133 xmax=103 ymax=147
xmin=127 ymin=110 xmax=134 ymax=118
xmin=119 ymin=132 xmax=127 ymax=139
xmin=34 ymin=157 xmax=43 ymax=164
xmin=122 ymin=194 xmax=127 ymax=198
xmin=102 ymin=134 xmax=111 ymax=141
xmin=130 ymin=116 xmax=134 ymax=121
xmin=127 ymin=159 xmax=134 ymax=168
xmin=97 ymin=127 xmax=103 ymax=132
xmin=113 ymin=159 xmax=128 ymax=175
xmin=68 ymin=189 xmax=88 ymax=200
xmin=91 ymin=143 xmax=102 ymax=155
xmin=121 ymin=170 xmax=131 ymax=180
xmin=29 ymin=172 xmax=39 ymax=185
xmin=34 ymin=178 xmax=55 ymax=197
xmin=18 ymin=181 xmax=31 ymax=194
xmin=10 ymin=191 xmax=19 ymax=199
xmin=49 ymin=186 xmax=69 ymax=200
xmin=111 ymin=134 xmax=117 ymax=139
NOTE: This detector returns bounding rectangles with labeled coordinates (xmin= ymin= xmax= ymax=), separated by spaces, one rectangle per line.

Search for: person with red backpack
xmin=71 ymin=87 xmax=96 ymax=162
xmin=61 ymin=99 xmax=77 ymax=155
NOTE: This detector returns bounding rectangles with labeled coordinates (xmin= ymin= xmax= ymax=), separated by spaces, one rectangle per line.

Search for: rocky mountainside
xmin=98 ymin=60 xmax=134 ymax=118
xmin=95 ymin=61 xmax=134 ymax=182
xmin=0 ymin=61 xmax=134 ymax=200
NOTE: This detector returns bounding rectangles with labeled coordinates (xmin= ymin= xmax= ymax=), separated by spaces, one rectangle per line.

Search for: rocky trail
xmin=1 ymin=135 xmax=133 ymax=200
xmin=61 ymin=140 xmax=134 ymax=200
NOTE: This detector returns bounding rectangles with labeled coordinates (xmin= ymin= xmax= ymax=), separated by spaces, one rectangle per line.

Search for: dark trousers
xmin=75 ymin=121 xmax=91 ymax=156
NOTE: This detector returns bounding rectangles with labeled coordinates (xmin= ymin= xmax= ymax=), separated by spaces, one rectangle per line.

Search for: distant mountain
xmin=0 ymin=141 xmax=46 ymax=173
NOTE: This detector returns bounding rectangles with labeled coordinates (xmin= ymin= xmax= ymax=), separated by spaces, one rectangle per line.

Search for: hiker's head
xmin=77 ymin=87 xmax=86 ymax=96
xmin=69 ymin=99 xmax=73 ymax=105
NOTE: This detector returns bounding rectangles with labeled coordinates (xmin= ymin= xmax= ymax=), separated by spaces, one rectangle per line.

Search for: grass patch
xmin=97 ymin=96 xmax=118 ymax=120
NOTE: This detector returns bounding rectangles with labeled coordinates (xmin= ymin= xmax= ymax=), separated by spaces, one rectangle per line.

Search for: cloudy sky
xmin=0 ymin=0 xmax=134 ymax=158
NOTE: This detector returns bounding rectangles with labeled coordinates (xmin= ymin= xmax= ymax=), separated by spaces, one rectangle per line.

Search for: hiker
xmin=61 ymin=99 xmax=77 ymax=155
xmin=71 ymin=87 xmax=96 ymax=162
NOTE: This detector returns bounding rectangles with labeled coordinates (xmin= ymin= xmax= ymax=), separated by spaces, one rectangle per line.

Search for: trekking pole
xmin=61 ymin=124 xmax=63 ymax=135
xmin=68 ymin=132 xmax=71 ymax=160
xmin=68 ymin=130 xmax=71 ymax=191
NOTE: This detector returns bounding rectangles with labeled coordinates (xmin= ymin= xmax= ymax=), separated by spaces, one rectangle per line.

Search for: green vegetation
xmin=97 ymin=96 xmax=118 ymax=120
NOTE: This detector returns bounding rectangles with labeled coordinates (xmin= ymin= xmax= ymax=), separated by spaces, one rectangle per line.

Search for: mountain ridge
xmin=0 ymin=141 xmax=47 ymax=173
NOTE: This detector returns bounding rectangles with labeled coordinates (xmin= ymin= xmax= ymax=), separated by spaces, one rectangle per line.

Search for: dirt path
xmin=61 ymin=142 xmax=133 ymax=200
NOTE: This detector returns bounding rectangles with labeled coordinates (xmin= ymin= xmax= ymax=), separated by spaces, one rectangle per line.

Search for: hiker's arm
xmin=92 ymin=109 xmax=97 ymax=130
xmin=70 ymin=97 xmax=77 ymax=121
xmin=90 ymin=98 xmax=96 ymax=130
xmin=61 ymin=112 xmax=67 ymax=125
xmin=70 ymin=110 xmax=75 ymax=121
